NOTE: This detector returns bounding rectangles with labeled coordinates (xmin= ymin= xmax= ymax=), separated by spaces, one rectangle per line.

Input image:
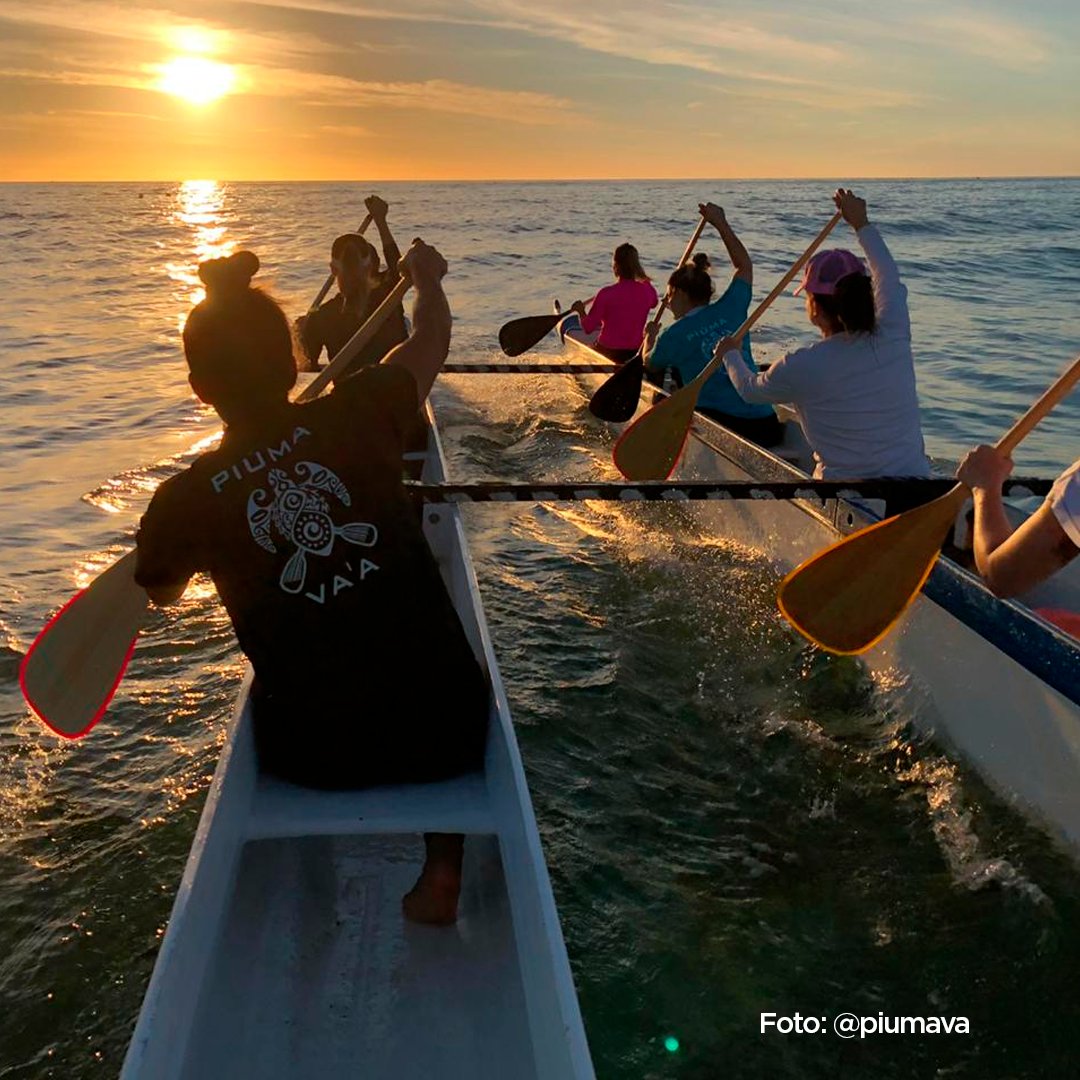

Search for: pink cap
xmin=793 ymin=249 xmax=867 ymax=296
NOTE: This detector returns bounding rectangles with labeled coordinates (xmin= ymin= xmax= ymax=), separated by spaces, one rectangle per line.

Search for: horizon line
xmin=2 ymin=174 xmax=1079 ymax=184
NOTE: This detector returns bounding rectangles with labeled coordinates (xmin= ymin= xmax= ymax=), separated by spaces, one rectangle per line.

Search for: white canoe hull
xmin=561 ymin=316 xmax=1080 ymax=860
xmin=120 ymin=403 xmax=595 ymax=1079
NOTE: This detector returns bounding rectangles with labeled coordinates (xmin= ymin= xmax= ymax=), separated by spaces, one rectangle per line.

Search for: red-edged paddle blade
xmin=589 ymin=354 xmax=644 ymax=422
xmin=19 ymin=551 xmax=148 ymax=738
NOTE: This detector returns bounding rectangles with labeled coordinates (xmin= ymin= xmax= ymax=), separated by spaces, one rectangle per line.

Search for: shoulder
xmin=715 ymin=275 xmax=751 ymax=309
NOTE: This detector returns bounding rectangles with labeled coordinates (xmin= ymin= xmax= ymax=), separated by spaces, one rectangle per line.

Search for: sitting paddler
xmin=956 ymin=446 xmax=1080 ymax=629
xmin=715 ymin=189 xmax=930 ymax=479
xmin=134 ymin=242 xmax=487 ymax=926
xmin=298 ymin=194 xmax=408 ymax=381
xmin=569 ymin=243 xmax=658 ymax=362
xmin=642 ymin=202 xmax=783 ymax=448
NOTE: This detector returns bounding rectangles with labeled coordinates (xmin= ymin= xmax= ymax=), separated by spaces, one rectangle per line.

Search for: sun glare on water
xmin=158 ymin=56 xmax=235 ymax=105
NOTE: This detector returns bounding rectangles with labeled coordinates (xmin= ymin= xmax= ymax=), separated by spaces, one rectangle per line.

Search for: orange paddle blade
xmin=20 ymin=551 xmax=149 ymax=738
xmin=612 ymin=379 xmax=700 ymax=480
xmin=778 ymin=486 xmax=968 ymax=654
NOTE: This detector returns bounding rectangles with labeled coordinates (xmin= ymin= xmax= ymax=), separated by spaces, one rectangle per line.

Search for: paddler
xmin=956 ymin=446 xmax=1080 ymax=620
xmin=298 ymin=194 xmax=408 ymax=380
xmin=643 ymin=202 xmax=783 ymax=448
xmin=134 ymin=241 xmax=486 ymax=926
xmin=569 ymin=243 xmax=658 ymax=362
xmin=715 ymin=189 xmax=930 ymax=478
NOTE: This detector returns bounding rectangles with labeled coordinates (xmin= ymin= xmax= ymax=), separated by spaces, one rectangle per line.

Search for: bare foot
xmin=402 ymin=865 xmax=461 ymax=926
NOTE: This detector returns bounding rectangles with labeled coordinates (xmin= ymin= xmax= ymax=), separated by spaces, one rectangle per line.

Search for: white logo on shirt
xmin=246 ymin=460 xmax=379 ymax=596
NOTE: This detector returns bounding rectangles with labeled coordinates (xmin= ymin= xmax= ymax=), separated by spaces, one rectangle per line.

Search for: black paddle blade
xmin=498 ymin=312 xmax=565 ymax=357
xmin=589 ymin=354 xmax=644 ymax=421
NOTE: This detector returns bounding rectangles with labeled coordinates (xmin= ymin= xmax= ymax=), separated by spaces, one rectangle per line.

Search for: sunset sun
xmin=157 ymin=56 xmax=235 ymax=105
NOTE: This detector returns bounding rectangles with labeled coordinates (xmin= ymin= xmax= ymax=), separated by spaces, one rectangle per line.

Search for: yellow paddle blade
xmin=612 ymin=381 xmax=701 ymax=481
xmin=778 ymin=486 xmax=969 ymax=654
xmin=20 ymin=551 xmax=149 ymax=738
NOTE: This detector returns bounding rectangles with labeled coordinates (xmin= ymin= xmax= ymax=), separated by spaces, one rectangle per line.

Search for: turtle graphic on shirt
xmin=246 ymin=460 xmax=378 ymax=594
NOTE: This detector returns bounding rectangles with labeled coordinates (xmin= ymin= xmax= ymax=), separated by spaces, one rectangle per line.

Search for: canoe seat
xmin=247 ymin=770 xmax=495 ymax=841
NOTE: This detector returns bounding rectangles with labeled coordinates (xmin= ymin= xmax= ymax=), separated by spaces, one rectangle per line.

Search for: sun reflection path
xmin=165 ymin=180 xmax=235 ymax=332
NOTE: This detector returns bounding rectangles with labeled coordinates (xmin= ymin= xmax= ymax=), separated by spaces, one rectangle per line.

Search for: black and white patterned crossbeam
xmin=440 ymin=363 xmax=616 ymax=374
xmin=403 ymin=478 xmax=1053 ymax=503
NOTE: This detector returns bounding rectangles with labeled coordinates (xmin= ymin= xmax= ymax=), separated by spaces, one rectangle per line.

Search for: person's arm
xmin=699 ymin=202 xmax=751 ymax=285
xmin=296 ymin=310 xmax=324 ymax=369
xmin=365 ymin=195 xmax=401 ymax=274
xmin=574 ymin=291 xmax=605 ymax=335
xmin=134 ymin=479 xmax=197 ymax=606
xmin=957 ymin=446 xmax=1080 ymax=597
xmin=714 ymin=336 xmax=803 ymax=404
xmin=642 ymin=318 xmax=667 ymax=370
xmin=834 ymin=188 xmax=908 ymax=334
xmin=383 ymin=239 xmax=450 ymax=404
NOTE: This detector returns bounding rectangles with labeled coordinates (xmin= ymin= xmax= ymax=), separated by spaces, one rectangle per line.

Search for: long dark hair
xmin=613 ymin=243 xmax=649 ymax=282
xmin=183 ymin=251 xmax=298 ymax=407
xmin=667 ymin=263 xmax=713 ymax=305
xmin=811 ymin=273 xmax=875 ymax=334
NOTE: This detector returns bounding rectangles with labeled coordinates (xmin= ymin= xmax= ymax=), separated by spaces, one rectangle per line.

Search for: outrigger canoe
xmin=120 ymin=400 xmax=596 ymax=1079
xmin=559 ymin=311 xmax=1080 ymax=860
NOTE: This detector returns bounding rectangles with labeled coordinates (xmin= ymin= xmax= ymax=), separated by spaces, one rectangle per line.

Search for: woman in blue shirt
xmin=643 ymin=203 xmax=782 ymax=448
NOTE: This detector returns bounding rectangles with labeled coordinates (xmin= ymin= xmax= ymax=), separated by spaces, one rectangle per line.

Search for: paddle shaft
xmin=690 ymin=211 xmax=843 ymax=390
xmin=305 ymin=213 xmax=374 ymax=316
xmin=297 ymin=277 xmax=411 ymax=402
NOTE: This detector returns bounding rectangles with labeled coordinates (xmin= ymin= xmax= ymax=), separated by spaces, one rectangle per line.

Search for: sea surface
xmin=1 ymin=179 xmax=1080 ymax=1078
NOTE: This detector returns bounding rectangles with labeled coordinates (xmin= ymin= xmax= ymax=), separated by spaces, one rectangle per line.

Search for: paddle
xmin=588 ymin=215 xmax=710 ymax=423
xmin=304 ymin=213 xmax=373 ymax=317
xmin=779 ymin=351 xmax=1080 ymax=655
xmin=498 ymin=295 xmax=596 ymax=357
xmin=613 ymin=212 xmax=843 ymax=481
xmin=19 ymin=275 xmax=413 ymax=739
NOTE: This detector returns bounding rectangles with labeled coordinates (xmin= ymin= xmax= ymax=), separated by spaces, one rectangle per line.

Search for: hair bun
xmin=691 ymin=252 xmax=710 ymax=271
xmin=199 ymin=250 xmax=260 ymax=295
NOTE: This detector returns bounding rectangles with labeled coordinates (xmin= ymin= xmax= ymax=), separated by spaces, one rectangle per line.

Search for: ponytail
xmin=811 ymin=272 xmax=875 ymax=335
xmin=613 ymin=243 xmax=649 ymax=282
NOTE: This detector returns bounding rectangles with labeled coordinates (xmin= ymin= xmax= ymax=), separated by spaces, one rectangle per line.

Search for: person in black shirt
xmin=135 ymin=242 xmax=486 ymax=926
xmin=298 ymin=195 xmax=409 ymax=380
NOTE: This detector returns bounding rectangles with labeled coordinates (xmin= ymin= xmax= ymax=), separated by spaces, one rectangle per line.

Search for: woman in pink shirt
xmin=570 ymin=243 xmax=658 ymax=362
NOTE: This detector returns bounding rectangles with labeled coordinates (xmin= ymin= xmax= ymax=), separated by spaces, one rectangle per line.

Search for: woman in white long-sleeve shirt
xmin=715 ymin=189 xmax=930 ymax=480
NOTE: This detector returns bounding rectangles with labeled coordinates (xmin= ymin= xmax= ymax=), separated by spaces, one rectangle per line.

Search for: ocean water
xmin=1 ymin=178 xmax=1080 ymax=1078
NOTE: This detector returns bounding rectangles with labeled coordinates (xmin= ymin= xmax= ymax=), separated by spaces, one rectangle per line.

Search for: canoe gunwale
xmin=559 ymin=315 xmax=1080 ymax=710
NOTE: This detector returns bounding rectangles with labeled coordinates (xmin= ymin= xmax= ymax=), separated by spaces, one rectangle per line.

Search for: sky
xmin=0 ymin=0 xmax=1077 ymax=180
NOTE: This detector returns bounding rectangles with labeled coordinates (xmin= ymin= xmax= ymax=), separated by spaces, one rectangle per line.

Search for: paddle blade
xmin=612 ymin=380 xmax=699 ymax=480
xmin=589 ymin=355 xmax=644 ymax=422
xmin=19 ymin=551 xmax=149 ymax=738
xmin=778 ymin=486 xmax=968 ymax=654
xmin=498 ymin=312 xmax=565 ymax=357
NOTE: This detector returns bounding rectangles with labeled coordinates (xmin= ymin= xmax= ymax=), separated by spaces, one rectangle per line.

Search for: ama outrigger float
xmin=118 ymin=400 xmax=596 ymax=1078
xmin=558 ymin=311 xmax=1080 ymax=861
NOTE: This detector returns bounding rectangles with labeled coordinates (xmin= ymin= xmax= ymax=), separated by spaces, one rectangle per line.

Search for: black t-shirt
xmin=135 ymin=366 xmax=486 ymax=782
xmin=300 ymin=274 xmax=408 ymax=380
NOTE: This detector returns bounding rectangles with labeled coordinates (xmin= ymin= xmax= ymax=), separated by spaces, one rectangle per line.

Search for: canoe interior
xmin=177 ymin=833 xmax=540 ymax=1079
xmin=560 ymin=317 xmax=1080 ymax=860
xmin=120 ymin=403 xmax=595 ymax=1080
